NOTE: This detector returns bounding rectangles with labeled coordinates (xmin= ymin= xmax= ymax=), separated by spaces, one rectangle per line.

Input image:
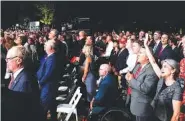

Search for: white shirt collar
xmin=13 ymin=68 xmax=24 ymax=79
xmin=47 ymin=52 xmax=54 ymax=57
xmin=156 ymin=40 xmax=161 ymax=45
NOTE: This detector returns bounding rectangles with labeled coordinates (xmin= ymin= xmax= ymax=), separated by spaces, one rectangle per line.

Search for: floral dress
xmin=179 ymin=58 xmax=185 ymax=121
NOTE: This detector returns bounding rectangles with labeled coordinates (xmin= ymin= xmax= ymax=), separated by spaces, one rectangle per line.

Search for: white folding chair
xmin=57 ymin=87 xmax=82 ymax=121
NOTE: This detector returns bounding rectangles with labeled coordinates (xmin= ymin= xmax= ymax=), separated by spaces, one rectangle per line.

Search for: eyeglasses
xmin=5 ymin=56 xmax=18 ymax=62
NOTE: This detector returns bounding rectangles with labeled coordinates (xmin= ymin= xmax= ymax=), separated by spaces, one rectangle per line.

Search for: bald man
xmin=90 ymin=64 xmax=118 ymax=115
xmin=3 ymin=46 xmax=41 ymax=121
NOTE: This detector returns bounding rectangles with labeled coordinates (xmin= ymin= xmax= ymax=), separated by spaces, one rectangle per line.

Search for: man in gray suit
xmin=125 ymin=47 xmax=158 ymax=121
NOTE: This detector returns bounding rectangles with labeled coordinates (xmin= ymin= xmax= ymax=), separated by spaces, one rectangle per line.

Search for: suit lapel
xmin=11 ymin=69 xmax=24 ymax=89
xmin=137 ymin=63 xmax=150 ymax=78
xmin=133 ymin=64 xmax=140 ymax=74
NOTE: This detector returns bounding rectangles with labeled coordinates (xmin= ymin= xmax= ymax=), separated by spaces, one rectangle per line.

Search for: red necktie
xmin=134 ymin=66 xmax=142 ymax=78
xmin=8 ymin=75 xmax=14 ymax=89
xmin=158 ymin=47 xmax=163 ymax=57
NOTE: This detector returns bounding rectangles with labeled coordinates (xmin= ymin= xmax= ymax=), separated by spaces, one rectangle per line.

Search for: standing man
xmin=101 ymin=35 xmax=114 ymax=57
xmin=114 ymin=38 xmax=129 ymax=88
xmin=37 ymin=40 xmax=60 ymax=121
xmin=48 ymin=29 xmax=66 ymax=77
xmin=2 ymin=46 xmax=40 ymax=121
xmin=125 ymin=46 xmax=158 ymax=121
xmin=153 ymin=31 xmax=162 ymax=54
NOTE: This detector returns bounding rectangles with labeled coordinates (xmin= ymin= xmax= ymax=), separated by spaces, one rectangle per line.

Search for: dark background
xmin=1 ymin=1 xmax=185 ymax=32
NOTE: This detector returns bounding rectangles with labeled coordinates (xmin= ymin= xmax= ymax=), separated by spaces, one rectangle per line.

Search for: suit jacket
xmin=2 ymin=69 xmax=41 ymax=121
xmin=156 ymin=44 xmax=174 ymax=62
xmin=93 ymin=74 xmax=119 ymax=107
xmin=129 ymin=63 xmax=158 ymax=116
xmin=109 ymin=49 xmax=118 ymax=66
xmin=154 ymin=41 xmax=162 ymax=56
xmin=37 ymin=53 xmax=59 ymax=108
xmin=115 ymin=48 xmax=129 ymax=72
xmin=172 ymin=47 xmax=180 ymax=62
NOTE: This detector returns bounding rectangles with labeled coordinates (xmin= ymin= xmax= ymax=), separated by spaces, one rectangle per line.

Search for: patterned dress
xmin=179 ymin=58 xmax=185 ymax=121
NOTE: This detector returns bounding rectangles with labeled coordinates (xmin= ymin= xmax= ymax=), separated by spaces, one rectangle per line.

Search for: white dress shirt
xmin=120 ymin=50 xmax=137 ymax=74
xmin=13 ymin=68 xmax=24 ymax=80
xmin=102 ymin=41 xmax=113 ymax=57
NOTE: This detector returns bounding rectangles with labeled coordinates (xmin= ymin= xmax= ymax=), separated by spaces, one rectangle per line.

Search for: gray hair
xmin=101 ymin=64 xmax=111 ymax=73
xmin=162 ymin=59 xmax=180 ymax=79
xmin=46 ymin=40 xmax=57 ymax=51
xmin=8 ymin=46 xmax=27 ymax=65
xmin=50 ymin=29 xmax=59 ymax=37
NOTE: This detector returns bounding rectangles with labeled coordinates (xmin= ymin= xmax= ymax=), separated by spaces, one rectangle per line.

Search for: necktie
xmin=153 ymin=43 xmax=158 ymax=53
xmin=134 ymin=66 xmax=142 ymax=78
xmin=158 ymin=47 xmax=163 ymax=57
xmin=8 ymin=75 xmax=14 ymax=89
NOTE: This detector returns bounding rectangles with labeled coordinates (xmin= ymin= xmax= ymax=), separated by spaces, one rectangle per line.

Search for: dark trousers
xmin=136 ymin=116 xmax=152 ymax=121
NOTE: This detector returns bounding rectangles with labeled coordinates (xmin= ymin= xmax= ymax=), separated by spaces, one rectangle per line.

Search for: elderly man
xmin=48 ymin=29 xmax=66 ymax=76
xmin=37 ymin=40 xmax=60 ymax=121
xmin=89 ymin=64 xmax=118 ymax=120
xmin=125 ymin=46 xmax=158 ymax=121
xmin=2 ymin=46 xmax=40 ymax=121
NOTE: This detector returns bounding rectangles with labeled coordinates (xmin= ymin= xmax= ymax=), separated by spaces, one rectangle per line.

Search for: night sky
xmin=1 ymin=1 xmax=185 ymax=30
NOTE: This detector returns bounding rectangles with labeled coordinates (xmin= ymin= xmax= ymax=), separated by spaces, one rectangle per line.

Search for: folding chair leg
xmin=57 ymin=112 xmax=62 ymax=120
xmin=74 ymin=109 xmax=78 ymax=121
xmin=64 ymin=112 xmax=73 ymax=121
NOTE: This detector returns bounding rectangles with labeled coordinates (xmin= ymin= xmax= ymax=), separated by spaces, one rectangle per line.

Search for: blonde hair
xmin=82 ymin=45 xmax=93 ymax=57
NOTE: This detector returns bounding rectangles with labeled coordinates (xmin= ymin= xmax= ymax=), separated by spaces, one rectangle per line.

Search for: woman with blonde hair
xmin=81 ymin=45 xmax=96 ymax=103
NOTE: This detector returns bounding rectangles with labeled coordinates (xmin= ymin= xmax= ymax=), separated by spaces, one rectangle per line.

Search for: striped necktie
xmin=8 ymin=75 xmax=14 ymax=89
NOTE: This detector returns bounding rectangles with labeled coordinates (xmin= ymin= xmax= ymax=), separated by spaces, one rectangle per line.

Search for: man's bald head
xmin=99 ymin=64 xmax=111 ymax=77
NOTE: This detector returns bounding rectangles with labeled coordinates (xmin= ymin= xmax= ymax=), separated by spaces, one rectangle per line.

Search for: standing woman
xmin=81 ymin=45 xmax=96 ymax=103
xmin=144 ymin=34 xmax=183 ymax=121
xmin=179 ymin=47 xmax=185 ymax=121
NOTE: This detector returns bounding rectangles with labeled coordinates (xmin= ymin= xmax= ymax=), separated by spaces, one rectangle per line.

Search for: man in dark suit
xmin=125 ymin=47 xmax=158 ymax=121
xmin=2 ymin=46 xmax=41 ymax=121
xmin=114 ymin=38 xmax=129 ymax=88
xmin=169 ymin=38 xmax=181 ymax=62
xmin=90 ymin=64 xmax=119 ymax=115
xmin=37 ymin=40 xmax=60 ymax=121
xmin=153 ymin=31 xmax=162 ymax=54
xmin=156 ymin=34 xmax=174 ymax=64
xmin=48 ymin=29 xmax=66 ymax=76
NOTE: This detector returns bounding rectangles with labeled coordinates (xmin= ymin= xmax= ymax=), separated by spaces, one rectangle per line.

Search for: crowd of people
xmin=1 ymin=27 xmax=185 ymax=121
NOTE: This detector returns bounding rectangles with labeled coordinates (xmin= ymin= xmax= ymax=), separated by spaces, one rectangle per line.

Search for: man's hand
xmin=90 ymin=98 xmax=94 ymax=110
xmin=82 ymin=77 xmax=85 ymax=83
xmin=125 ymin=72 xmax=134 ymax=82
xmin=38 ymin=84 xmax=42 ymax=90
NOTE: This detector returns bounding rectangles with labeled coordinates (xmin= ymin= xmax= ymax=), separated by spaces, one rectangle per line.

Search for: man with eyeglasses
xmin=2 ymin=46 xmax=41 ymax=121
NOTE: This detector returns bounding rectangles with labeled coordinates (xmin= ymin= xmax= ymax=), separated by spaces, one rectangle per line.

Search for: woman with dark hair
xmin=144 ymin=34 xmax=183 ymax=121
xmin=109 ymin=41 xmax=119 ymax=67
xmin=14 ymin=35 xmax=27 ymax=46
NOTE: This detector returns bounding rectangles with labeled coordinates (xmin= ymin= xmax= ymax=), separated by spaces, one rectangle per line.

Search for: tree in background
xmin=35 ymin=2 xmax=55 ymax=26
